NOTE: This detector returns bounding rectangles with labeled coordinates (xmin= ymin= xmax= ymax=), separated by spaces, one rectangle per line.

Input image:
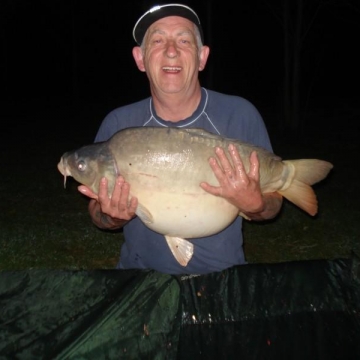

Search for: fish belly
xmin=134 ymin=189 xmax=239 ymax=238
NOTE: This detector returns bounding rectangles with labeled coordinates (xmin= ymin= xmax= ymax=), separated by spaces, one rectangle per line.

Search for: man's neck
xmin=151 ymin=84 xmax=202 ymax=122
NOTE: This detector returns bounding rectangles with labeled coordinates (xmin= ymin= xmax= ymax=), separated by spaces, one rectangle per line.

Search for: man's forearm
xmin=88 ymin=199 xmax=129 ymax=230
xmin=244 ymin=192 xmax=283 ymax=221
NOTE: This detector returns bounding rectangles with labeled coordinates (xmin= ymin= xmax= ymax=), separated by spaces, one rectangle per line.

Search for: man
xmin=78 ymin=3 xmax=283 ymax=274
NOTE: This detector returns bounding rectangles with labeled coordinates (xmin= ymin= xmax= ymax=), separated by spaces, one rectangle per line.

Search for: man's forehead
xmin=148 ymin=16 xmax=195 ymax=32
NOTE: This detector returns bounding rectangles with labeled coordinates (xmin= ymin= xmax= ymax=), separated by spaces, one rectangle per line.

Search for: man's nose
xmin=165 ymin=42 xmax=179 ymax=58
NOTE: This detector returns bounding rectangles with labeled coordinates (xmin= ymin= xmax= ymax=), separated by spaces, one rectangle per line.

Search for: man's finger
xmin=200 ymin=181 xmax=222 ymax=196
xmin=228 ymin=143 xmax=246 ymax=177
xmin=248 ymin=151 xmax=260 ymax=180
xmin=128 ymin=197 xmax=139 ymax=215
xmin=208 ymin=156 xmax=227 ymax=181
xmin=215 ymin=147 xmax=233 ymax=172
xmin=110 ymin=176 xmax=124 ymax=203
xmin=98 ymin=177 xmax=110 ymax=200
xmin=78 ymin=185 xmax=98 ymax=200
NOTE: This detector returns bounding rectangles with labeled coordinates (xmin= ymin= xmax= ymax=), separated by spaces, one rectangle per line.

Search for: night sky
xmin=1 ymin=0 xmax=359 ymax=133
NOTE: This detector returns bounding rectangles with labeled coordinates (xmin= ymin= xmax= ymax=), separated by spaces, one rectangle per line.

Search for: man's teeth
xmin=163 ymin=67 xmax=181 ymax=71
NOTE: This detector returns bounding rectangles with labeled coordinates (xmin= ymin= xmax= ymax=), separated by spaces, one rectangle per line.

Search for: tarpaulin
xmin=1 ymin=256 xmax=360 ymax=359
xmin=0 ymin=270 xmax=181 ymax=359
xmin=178 ymin=256 xmax=360 ymax=359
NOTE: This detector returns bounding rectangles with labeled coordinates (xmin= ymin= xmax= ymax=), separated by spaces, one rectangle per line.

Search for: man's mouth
xmin=162 ymin=66 xmax=182 ymax=73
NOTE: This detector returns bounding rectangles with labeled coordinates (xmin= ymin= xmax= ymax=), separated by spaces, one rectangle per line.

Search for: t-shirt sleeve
xmin=223 ymin=95 xmax=273 ymax=153
xmin=93 ymin=98 xmax=150 ymax=143
xmin=245 ymin=105 xmax=273 ymax=152
xmin=94 ymin=111 xmax=121 ymax=143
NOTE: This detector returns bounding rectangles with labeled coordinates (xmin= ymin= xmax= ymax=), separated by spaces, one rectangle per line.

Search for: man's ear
xmin=132 ymin=46 xmax=146 ymax=72
xmin=198 ymin=45 xmax=210 ymax=71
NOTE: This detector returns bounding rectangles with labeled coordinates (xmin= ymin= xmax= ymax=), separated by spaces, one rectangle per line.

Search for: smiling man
xmin=78 ymin=3 xmax=283 ymax=275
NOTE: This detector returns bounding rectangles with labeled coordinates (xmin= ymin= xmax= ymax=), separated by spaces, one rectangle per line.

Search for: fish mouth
xmin=57 ymin=157 xmax=69 ymax=188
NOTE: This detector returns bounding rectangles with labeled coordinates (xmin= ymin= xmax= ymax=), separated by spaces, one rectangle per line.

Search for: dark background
xmin=1 ymin=0 xmax=359 ymax=136
xmin=0 ymin=0 xmax=359 ymax=269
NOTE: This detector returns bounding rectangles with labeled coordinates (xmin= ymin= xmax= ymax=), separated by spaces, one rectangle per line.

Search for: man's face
xmin=137 ymin=16 xmax=207 ymax=95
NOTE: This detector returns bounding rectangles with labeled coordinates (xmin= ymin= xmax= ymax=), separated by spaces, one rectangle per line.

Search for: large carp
xmin=57 ymin=127 xmax=333 ymax=266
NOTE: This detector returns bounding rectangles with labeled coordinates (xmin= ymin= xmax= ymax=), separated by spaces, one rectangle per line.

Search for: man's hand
xmin=200 ymin=144 xmax=265 ymax=215
xmin=78 ymin=176 xmax=138 ymax=229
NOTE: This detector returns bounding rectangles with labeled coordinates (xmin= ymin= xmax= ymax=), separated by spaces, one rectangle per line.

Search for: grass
xmin=0 ymin=160 xmax=122 ymax=270
xmin=0 ymin=107 xmax=123 ymax=270
xmin=0 ymin=101 xmax=359 ymax=270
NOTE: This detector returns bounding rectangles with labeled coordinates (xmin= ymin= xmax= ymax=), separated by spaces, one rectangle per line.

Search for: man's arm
xmin=242 ymin=192 xmax=283 ymax=221
xmin=87 ymin=199 xmax=130 ymax=230
xmin=78 ymin=176 xmax=138 ymax=230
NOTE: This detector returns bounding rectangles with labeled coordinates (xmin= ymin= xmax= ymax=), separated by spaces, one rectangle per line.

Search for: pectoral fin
xmin=238 ymin=211 xmax=251 ymax=220
xmin=135 ymin=204 xmax=154 ymax=224
xmin=165 ymin=235 xmax=194 ymax=267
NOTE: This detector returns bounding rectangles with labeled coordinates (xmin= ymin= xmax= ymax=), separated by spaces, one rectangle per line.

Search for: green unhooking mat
xmin=0 ymin=270 xmax=181 ymax=359
xmin=1 ymin=256 xmax=360 ymax=359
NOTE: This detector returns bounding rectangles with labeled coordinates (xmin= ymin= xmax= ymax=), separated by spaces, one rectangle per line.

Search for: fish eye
xmin=77 ymin=160 xmax=87 ymax=172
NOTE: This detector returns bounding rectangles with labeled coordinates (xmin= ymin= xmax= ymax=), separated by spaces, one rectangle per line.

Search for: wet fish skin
xmin=57 ymin=127 xmax=333 ymax=266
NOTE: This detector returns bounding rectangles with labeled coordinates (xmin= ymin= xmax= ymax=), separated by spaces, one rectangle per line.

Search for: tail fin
xmin=278 ymin=159 xmax=333 ymax=216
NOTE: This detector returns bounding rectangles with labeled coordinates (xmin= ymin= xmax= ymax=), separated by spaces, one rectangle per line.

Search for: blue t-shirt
xmin=95 ymin=88 xmax=272 ymax=275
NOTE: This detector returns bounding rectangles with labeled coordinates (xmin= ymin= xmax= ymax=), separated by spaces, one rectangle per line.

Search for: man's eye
xmin=179 ymin=39 xmax=191 ymax=45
